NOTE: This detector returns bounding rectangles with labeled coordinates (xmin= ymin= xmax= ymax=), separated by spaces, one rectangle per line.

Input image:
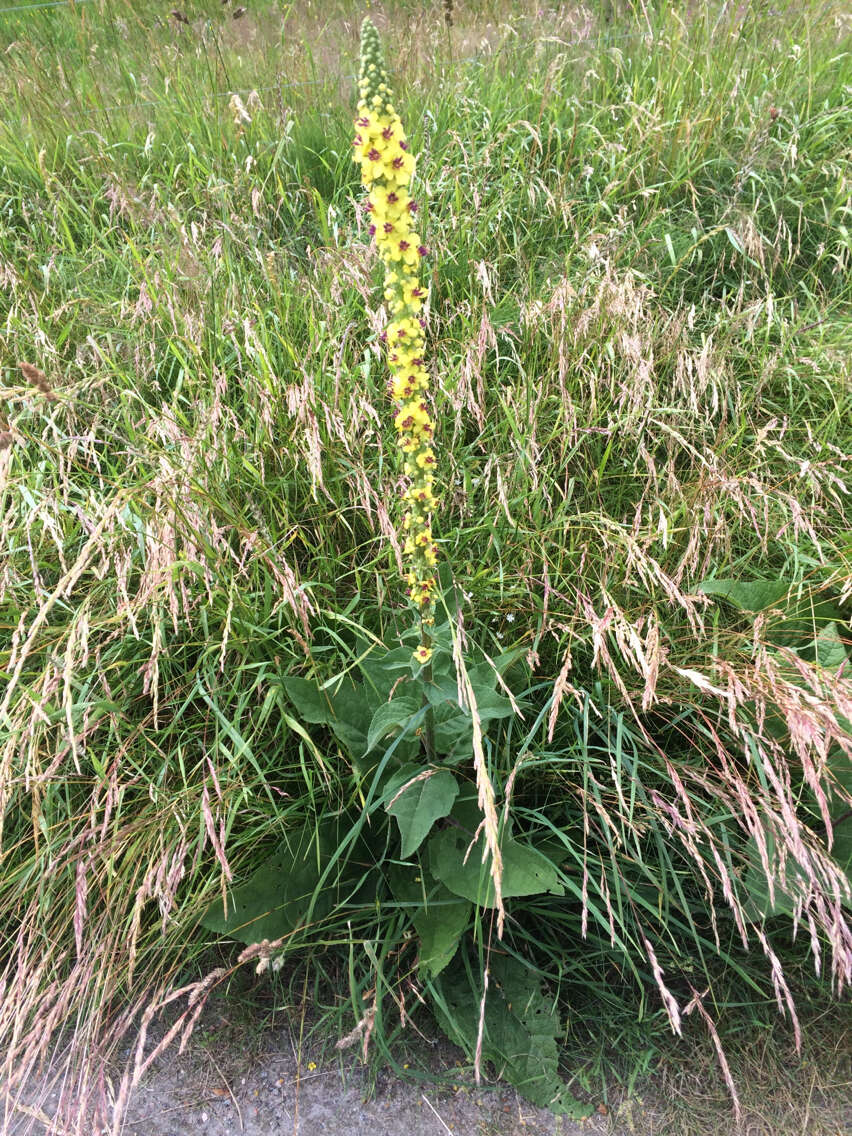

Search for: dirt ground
xmin=5 ymin=1028 xmax=611 ymax=1136
xmin=4 ymin=994 xmax=850 ymax=1136
xmin=121 ymin=1047 xmax=604 ymax=1136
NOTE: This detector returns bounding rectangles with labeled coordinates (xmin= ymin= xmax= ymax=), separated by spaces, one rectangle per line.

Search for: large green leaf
xmin=827 ymin=749 xmax=852 ymax=892
xmin=431 ymin=702 xmax=474 ymax=757
xmin=388 ymin=863 xmax=470 ymax=979
xmin=816 ymin=622 xmax=849 ymax=670
xmin=740 ymin=827 xmax=805 ymax=920
xmin=423 ymin=658 xmax=517 ymax=761
xmin=366 ymin=695 xmax=423 ymax=754
xmin=201 ymin=818 xmax=365 ymax=944
xmin=468 ymin=686 xmax=515 ymax=722
xmin=431 ymin=951 xmax=591 ymax=1118
xmin=280 ymin=676 xmax=340 ymax=725
xmin=355 ymin=642 xmax=416 ymax=698
xmin=698 ymin=578 xmax=791 ymax=612
xmin=698 ymin=580 xmax=845 ymax=650
xmin=425 ymin=666 xmax=515 ymax=721
xmin=386 ymin=769 xmax=459 ymax=857
xmin=741 ymin=801 xmax=852 ymax=918
xmin=832 ymin=822 xmax=852 ymax=886
xmin=281 ymin=675 xmax=375 ymax=753
xmin=428 ymin=827 xmax=564 ymax=907
xmin=416 ymin=898 xmax=471 ymax=979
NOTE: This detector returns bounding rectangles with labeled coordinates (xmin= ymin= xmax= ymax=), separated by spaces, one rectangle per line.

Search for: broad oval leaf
xmin=698 ymin=578 xmax=791 ymax=612
xmin=281 ymin=675 xmax=375 ymax=753
xmin=430 ymin=950 xmax=591 ymax=1118
xmin=201 ymin=821 xmax=341 ymax=943
xmin=816 ymin=622 xmax=849 ymax=670
xmin=366 ymin=696 xmax=422 ymax=754
xmin=387 ymin=863 xmax=470 ymax=979
xmin=386 ymin=769 xmax=459 ymax=858
xmin=416 ymin=897 xmax=471 ymax=979
xmin=428 ymin=827 xmax=564 ymax=907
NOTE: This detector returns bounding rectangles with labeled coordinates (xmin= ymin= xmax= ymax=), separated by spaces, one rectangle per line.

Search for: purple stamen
xmin=368 ymin=224 xmax=376 ymax=236
xmin=417 ymin=245 xmax=428 ymax=257
xmin=408 ymin=201 xmax=418 ymax=213
xmin=399 ymin=141 xmax=409 ymax=151
xmin=368 ymin=148 xmax=381 ymax=162
xmin=383 ymin=222 xmax=394 ymax=233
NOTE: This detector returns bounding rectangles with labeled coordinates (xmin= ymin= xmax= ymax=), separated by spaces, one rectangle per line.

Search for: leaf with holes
xmin=430 ymin=950 xmax=592 ymax=1118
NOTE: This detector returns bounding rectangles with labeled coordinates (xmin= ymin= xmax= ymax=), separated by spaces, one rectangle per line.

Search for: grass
xmin=0 ymin=0 xmax=850 ymax=1132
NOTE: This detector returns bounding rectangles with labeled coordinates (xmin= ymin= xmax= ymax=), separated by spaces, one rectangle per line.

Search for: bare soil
xmin=3 ymin=992 xmax=849 ymax=1136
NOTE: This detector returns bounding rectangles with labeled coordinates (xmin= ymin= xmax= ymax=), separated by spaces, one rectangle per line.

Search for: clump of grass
xmin=0 ymin=1 xmax=850 ymax=1132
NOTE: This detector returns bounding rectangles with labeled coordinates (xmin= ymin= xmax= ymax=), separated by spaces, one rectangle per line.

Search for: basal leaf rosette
xmin=354 ymin=18 xmax=438 ymax=659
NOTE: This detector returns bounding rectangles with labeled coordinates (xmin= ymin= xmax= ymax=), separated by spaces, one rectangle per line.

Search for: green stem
xmin=420 ymin=620 xmax=435 ymax=762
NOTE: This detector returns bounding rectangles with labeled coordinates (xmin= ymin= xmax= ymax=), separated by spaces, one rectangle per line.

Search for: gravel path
xmin=5 ymin=1012 xmax=615 ymax=1136
xmin=120 ymin=1037 xmax=609 ymax=1136
xmin=6 ymin=1007 xmax=849 ymax=1136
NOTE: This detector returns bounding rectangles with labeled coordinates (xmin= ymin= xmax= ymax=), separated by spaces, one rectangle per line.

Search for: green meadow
xmin=0 ymin=1 xmax=850 ymax=1131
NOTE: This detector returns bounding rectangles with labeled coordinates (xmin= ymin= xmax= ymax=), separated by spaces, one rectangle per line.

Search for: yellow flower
xmin=413 ymin=646 xmax=432 ymax=664
xmin=359 ymin=143 xmax=386 ymax=182
xmin=385 ymin=189 xmax=411 ymax=217
xmin=357 ymin=16 xmax=439 ymax=625
xmin=390 ymin=374 xmax=414 ymax=400
xmin=402 ymin=280 xmax=426 ymax=308
xmin=394 ymin=401 xmax=431 ymax=432
xmin=386 ymin=148 xmax=415 ymax=184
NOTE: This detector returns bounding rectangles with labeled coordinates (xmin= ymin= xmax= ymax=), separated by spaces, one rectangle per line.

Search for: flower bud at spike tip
xmin=354 ymin=18 xmax=439 ymax=652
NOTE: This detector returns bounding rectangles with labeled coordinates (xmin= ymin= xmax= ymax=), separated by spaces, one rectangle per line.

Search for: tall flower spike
xmin=354 ymin=18 xmax=438 ymax=654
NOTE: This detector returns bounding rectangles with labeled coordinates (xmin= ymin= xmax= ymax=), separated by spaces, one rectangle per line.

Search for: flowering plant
xmin=203 ymin=24 xmax=590 ymax=1117
xmin=353 ymin=18 xmax=438 ymax=663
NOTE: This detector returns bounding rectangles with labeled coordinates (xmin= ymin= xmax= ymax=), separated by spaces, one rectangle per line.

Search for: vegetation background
xmin=0 ymin=0 xmax=850 ymax=1132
